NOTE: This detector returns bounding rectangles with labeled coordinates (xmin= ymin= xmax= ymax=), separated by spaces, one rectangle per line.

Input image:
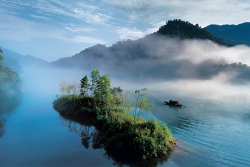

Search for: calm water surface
xmin=1 ymin=70 xmax=250 ymax=167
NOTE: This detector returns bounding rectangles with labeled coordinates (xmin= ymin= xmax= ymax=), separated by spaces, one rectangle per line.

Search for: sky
xmin=1 ymin=0 xmax=250 ymax=62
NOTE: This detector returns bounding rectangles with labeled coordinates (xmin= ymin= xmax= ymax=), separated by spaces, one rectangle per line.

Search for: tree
xmin=80 ymin=75 xmax=89 ymax=96
xmin=60 ymin=82 xmax=67 ymax=95
xmin=134 ymin=88 xmax=148 ymax=122
xmin=110 ymin=86 xmax=123 ymax=106
xmin=90 ymin=69 xmax=111 ymax=112
xmin=66 ymin=84 xmax=73 ymax=100
xmin=138 ymin=98 xmax=155 ymax=119
xmin=90 ymin=69 xmax=101 ymax=97
xmin=118 ymin=89 xmax=132 ymax=112
xmin=71 ymin=83 xmax=79 ymax=101
xmin=96 ymin=73 xmax=111 ymax=117
xmin=157 ymin=19 xmax=232 ymax=46
xmin=96 ymin=73 xmax=111 ymax=102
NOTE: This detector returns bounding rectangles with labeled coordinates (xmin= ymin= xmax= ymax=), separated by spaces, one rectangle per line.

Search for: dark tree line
xmin=157 ymin=19 xmax=232 ymax=46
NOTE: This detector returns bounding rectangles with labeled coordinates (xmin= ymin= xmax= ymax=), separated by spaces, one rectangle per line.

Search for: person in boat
xmin=169 ymin=100 xmax=180 ymax=105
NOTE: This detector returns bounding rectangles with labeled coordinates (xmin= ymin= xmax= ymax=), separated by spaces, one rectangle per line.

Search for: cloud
xmin=72 ymin=8 xmax=111 ymax=25
xmin=102 ymin=0 xmax=250 ymax=27
xmin=0 ymin=7 xmax=67 ymax=40
xmin=76 ymin=3 xmax=98 ymax=10
xmin=61 ymin=35 xmax=105 ymax=44
xmin=32 ymin=0 xmax=70 ymax=16
xmin=65 ymin=26 xmax=95 ymax=33
xmin=0 ymin=5 xmax=104 ymax=45
xmin=55 ymin=34 xmax=250 ymax=85
xmin=29 ymin=0 xmax=111 ymax=25
xmin=30 ymin=14 xmax=52 ymax=20
xmin=0 ymin=0 xmax=33 ymax=10
xmin=116 ymin=27 xmax=145 ymax=39
xmin=0 ymin=0 xmax=111 ymax=25
xmin=51 ymin=35 xmax=250 ymax=104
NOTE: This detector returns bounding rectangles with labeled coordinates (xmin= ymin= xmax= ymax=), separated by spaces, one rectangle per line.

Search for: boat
xmin=164 ymin=101 xmax=182 ymax=107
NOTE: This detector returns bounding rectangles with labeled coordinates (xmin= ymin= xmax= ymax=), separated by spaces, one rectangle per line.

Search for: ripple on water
xmin=156 ymin=102 xmax=250 ymax=167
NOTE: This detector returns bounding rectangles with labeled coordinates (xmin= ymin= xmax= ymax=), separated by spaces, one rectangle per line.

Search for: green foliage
xmin=90 ymin=69 xmax=101 ymax=97
xmin=134 ymin=88 xmax=148 ymax=121
xmin=80 ymin=75 xmax=89 ymax=96
xmin=157 ymin=19 xmax=232 ymax=46
xmin=54 ymin=70 xmax=175 ymax=163
xmin=110 ymin=87 xmax=123 ymax=105
xmin=118 ymin=89 xmax=132 ymax=112
xmin=89 ymin=69 xmax=112 ymax=107
xmin=111 ymin=86 xmax=122 ymax=95
xmin=54 ymin=95 xmax=175 ymax=162
xmin=96 ymin=73 xmax=111 ymax=102
xmin=138 ymin=98 xmax=155 ymax=119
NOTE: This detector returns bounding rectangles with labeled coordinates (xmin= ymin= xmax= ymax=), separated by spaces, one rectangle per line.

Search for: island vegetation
xmin=53 ymin=69 xmax=175 ymax=163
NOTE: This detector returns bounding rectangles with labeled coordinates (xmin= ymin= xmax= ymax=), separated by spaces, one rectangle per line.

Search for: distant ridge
xmin=52 ymin=19 xmax=235 ymax=69
xmin=2 ymin=48 xmax=50 ymax=71
xmin=3 ymin=19 xmax=250 ymax=83
xmin=205 ymin=22 xmax=250 ymax=46
xmin=157 ymin=19 xmax=232 ymax=46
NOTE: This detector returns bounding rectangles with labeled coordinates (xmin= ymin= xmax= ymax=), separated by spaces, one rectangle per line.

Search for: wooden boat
xmin=164 ymin=101 xmax=182 ymax=107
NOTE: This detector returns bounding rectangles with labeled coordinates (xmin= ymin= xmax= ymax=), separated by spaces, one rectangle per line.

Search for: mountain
xmin=21 ymin=54 xmax=50 ymax=68
xmin=2 ymin=48 xmax=50 ymax=72
xmin=51 ymin=19 xmax=250 ymax=83
xmin=205 ymin=22 xmax=250 ymax=46
xmin=157 ymin=19 xmax=231 ymax=46
xmin=3 ymin=19 xmax=250 ymax=83
xmin=51 ymin=19 xmax=233 ymax=70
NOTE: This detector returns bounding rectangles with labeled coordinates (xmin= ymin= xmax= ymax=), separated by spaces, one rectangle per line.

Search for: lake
xmin=1 ymin=68 xmax=250 ymax=167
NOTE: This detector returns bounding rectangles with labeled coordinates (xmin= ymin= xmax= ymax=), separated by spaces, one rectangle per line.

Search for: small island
xmin=53 ymin=69 xmax=176 ymax=163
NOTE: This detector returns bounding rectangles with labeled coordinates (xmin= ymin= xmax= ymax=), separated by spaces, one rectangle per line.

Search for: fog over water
xmin=19 ymin=36 xmax=250 ymax=107
xmin=1 ymin=38 xmax=250 ymax=166
xmin=50 ymin=36 xmax=250 ymax=105
xmin=85 ymin=37 xmax=250 ymax=104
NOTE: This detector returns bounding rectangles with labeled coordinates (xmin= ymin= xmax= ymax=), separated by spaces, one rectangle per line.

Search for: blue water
xmin=153 ymin=99 xmax=250 ymax=167
xmin=1 ymin=69 xmax=250 ymax=167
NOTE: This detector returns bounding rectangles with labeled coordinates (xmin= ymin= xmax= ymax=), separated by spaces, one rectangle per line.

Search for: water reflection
xmin=0 ymin=117 xmax=7 ymax=138
xmin=166 ymin=104 xmax=184 ymax=112
xmin=0 ymin=93 xmax=22 ymax=138
xmin=59 ymin=115 xmax=172 ymax=167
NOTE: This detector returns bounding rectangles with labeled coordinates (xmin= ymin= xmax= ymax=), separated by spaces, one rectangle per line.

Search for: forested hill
xmin=157 ymin=19 xmax=232 ymax=46
xmin=205 ymin=22 xmax=250 ymax=46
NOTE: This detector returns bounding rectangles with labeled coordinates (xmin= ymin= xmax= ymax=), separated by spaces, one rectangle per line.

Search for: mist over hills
xmin=51 ymin=20 xmax=250 ymax=83
xmin=1 ymin=48 xmax=50 ymax=73
xmin=3 ymin=19 xmax=250 ymax=84
xmin=52 ymin=36 xmax=250 ymax=83
xmin=205 ymin=22 xmax=250 ymax=46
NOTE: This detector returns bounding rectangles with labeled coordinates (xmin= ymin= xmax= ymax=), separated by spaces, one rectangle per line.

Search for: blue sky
xmin=1 ymin=0 xmax=250 ymax=62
